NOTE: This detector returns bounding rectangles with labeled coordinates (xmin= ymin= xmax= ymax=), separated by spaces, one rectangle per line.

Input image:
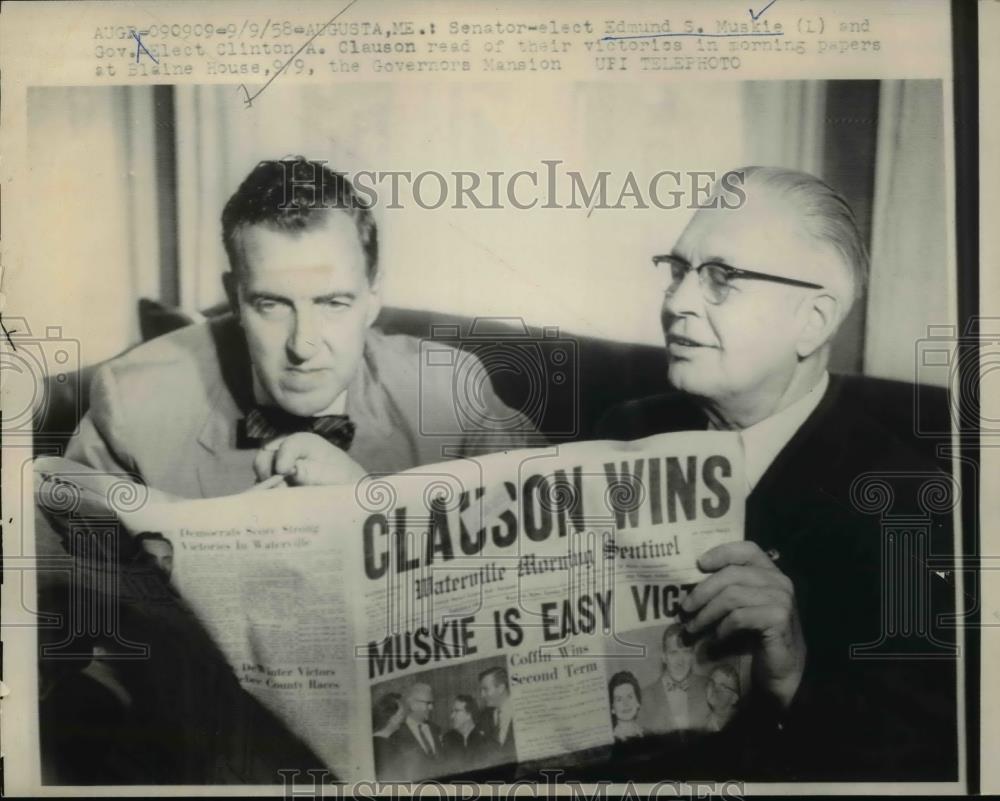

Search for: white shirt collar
xmin=405 ymin=717 xmax=435 ymax=753
xmin=251 ymin=370 xmax=347 ymax=416
xmin=723 ymin=372 xmax=829 ymax=492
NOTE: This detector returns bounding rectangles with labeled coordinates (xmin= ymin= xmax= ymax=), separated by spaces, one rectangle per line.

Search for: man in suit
xmin=64 ymin=157 xmax=537 ymax=497
xmin=596 ymin=166 xmax=957 ymax=781
xmin=477 ymin=666 xmax=516 ymax=765
xmin=390 ymin=682 xmax=443 ymax=781
xmin=43 ymin=158 xmax=538 ymax=784
xmin=638 ymin=623 xmax=709 ymax=735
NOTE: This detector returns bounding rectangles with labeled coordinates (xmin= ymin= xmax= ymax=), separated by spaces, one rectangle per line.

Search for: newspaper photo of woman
xmin=608 ymin=671 xmax=644 ymax=742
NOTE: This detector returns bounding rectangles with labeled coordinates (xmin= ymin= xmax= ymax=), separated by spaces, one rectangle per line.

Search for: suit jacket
xmin=477 ymin=705 xmax=517 ymax=765
xmin=637 ymin=673 xmax=709 ymax=735
xmin=66 ymin=314 xmax=538 ymax=498
xmin=372 ymin=735 xmax=398 ymax=781
xmin=387 ymin=719 xmax=444 ymax=781
xmin=594 ymin=375 xmax=958 ymax=781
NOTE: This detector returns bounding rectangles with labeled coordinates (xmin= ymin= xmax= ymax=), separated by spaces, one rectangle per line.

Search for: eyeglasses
xmin=708 ymin=678 xmax=740 ymax=699
xmin=653 ymin=254 xmax=825 ymax=305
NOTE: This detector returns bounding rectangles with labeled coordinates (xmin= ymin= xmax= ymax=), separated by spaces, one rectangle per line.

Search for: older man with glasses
xmin=596 ymin=166 xmax=957 ymax=782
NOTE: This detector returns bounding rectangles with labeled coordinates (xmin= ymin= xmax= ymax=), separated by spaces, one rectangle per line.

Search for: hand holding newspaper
xmin=36 ymin=431 xmax=747 ymax=782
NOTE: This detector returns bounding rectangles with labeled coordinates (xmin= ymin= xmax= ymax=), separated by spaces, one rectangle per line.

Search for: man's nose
xmin=662 ymin=267 xmax=703 ymax=318
xmin=286 ymin=307 xmax=320 ymax=362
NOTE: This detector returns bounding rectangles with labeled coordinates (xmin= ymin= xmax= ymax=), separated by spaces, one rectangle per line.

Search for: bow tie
xmin=664 ymin=677 xmax=690 ymax=693
xmin=239 ymin=406 xmax=356 ymax=450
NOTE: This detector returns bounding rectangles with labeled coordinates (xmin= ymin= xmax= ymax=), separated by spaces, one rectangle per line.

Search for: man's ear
xmin=222 ymin=272 xmax=240 ymax=320
xmin=796 ymin=291 xmax=841 ymax=358
xmin=365 ymin=270 xmax=383 ymax=327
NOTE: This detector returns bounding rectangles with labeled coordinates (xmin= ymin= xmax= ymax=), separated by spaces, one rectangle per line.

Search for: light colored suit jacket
xmin=66 ymin=315 xmax=538 ymax=498
xmin=638 ymin=673 xmax=710 ymax=735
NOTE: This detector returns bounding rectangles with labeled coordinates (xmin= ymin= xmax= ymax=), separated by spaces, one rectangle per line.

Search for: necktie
xmin=417 ymin=724 xmax=435 ymax=755
xmin=240 ymin=407 xmax=356 ymax=450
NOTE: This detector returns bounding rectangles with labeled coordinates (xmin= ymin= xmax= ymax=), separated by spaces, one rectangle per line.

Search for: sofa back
xmin=33 ymin=303 xmax=951 ymax=472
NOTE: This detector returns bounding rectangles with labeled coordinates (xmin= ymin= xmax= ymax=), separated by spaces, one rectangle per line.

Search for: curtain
xmin=741 ymin=81 xmax=827 ymax=176
xmin=171 ymin=82 xmax=759 ymax=345
xmin=16 ymin=81 xmax=954 ymax=379
xmin=173 ymin=84 xmax=398 ymax=312
xmin=865 ymin=80 xmax=950 ymax=385
xmin=22 ymin=87 xmax=160 ymax=367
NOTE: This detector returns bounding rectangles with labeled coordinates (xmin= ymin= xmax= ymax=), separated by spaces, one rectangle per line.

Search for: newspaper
xmin=36 ymin=430 xmax=746 ymax=781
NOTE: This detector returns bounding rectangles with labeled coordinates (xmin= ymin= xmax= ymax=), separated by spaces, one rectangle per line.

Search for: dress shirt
xmin=494 ymin=703 xmax=513 ymax=744
xmin=662 ymin=675 xmax=690 ymax=729
xmin=405 ymin=718 xmax=437 ymax=755
xmin=711 ymin=372 xmax=829 ymax=492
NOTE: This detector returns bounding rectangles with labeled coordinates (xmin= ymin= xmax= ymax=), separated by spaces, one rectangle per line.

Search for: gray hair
xmin=725 ymin=165 xmax=869 ymax=302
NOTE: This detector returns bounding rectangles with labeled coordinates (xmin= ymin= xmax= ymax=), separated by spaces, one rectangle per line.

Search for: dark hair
xmin=221 ymin=156 xmax=378 ymax=282
xmin=454 ymin=693 xmax=478 ymax=718
xmin=478 ymin=666 xmax=509 ymax=691
xmin=608 ymin=670 xmax=642 ymax=708
xmin=134 ymin=531 xmax=172 ymax=551
xmin=372 ymin=692 xmax=403 ymax=731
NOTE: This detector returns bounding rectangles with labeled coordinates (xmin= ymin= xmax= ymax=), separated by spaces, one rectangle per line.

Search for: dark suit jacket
xmin=35 ymin=549 xmax=325 ymax=784
xmin=593 ymin=374 xmax=958 ymax=782
xmin=387 ymin=720 xmax=444 ymax=781
xmin=477 ymin=706 xmax=517 ymax=765
xmin=372 ymin=735 xmax=398 ymax=781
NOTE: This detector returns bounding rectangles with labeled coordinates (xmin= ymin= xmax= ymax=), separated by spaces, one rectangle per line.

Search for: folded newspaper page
xmin=37 ymin=431 xmax=746 ymax=782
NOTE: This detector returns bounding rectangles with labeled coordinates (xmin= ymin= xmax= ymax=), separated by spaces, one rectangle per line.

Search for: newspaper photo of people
xmin=605 ymin=623 xmax=750 ymax=744
xmin=1 ymin=0 xmax=982 ymax=796
xmin=370 ymin=657 xmax=515 ymax=781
